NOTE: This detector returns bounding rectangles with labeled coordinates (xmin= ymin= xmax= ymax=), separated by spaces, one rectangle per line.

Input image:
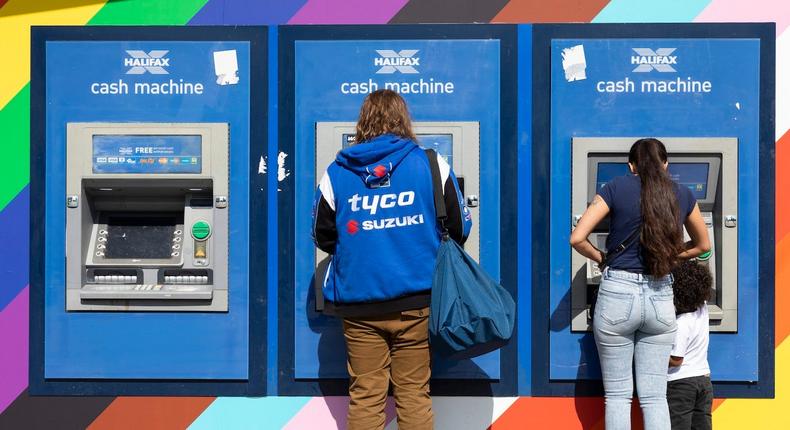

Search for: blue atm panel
xmin=30 ymin=27 xmax=268 ymax=395
xmin=532 ymin=25 xmax=773 ymax=398
xmin=278 ymin=25 xmax=519 ymax=396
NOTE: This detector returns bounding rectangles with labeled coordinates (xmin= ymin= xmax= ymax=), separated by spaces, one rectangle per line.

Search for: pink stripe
xmin=283 ymin=396 xmax=396 ymax=429
xmin=0 ymin=286 xmax=29 ymax=413
xmin=288 ymin=0 xmax=408 ymax=24
xmin=695 ymin=0 xmax=790 ymax=35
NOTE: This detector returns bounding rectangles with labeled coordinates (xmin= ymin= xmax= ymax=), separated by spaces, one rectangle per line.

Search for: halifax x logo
xmin=125 ymin=50 xmax=170 ymax=75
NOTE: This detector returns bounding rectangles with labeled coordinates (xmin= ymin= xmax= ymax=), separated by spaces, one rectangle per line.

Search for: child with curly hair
xmin=668 ymin=259 xmax=714 ymax=430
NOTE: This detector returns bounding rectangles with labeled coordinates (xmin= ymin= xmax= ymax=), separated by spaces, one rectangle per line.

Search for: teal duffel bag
xmin=425 ymin=150 xmax=516 ymax=359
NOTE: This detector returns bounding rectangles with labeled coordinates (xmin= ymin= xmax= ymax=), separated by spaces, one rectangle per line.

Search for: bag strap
xmin=425 ymin=149 xmax=449 ymax=238
xmin=602 ymin=226 xmax=641 ymax=266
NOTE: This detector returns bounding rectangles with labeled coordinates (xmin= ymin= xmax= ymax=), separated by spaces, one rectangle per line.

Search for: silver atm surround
xmin=314 ymin=122 xmax=480 ymax=306
xmin=570 ymin=137 xmax=738 ymax=332
xmin=65 ymin=123 xmax=229 ymax=312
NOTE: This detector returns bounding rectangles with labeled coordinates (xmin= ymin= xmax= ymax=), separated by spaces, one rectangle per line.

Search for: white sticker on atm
xmin=561 ymin=44 xmax=587 ymax=82
xmin=213 ymin=50 xmax=239 ymax=85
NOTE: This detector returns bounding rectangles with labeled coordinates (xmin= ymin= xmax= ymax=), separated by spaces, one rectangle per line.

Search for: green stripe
xmin=0 ymin=85 xmax=29 ymax=211
xmin=88 ymin=0 xmax=210 ymax=25
xmin=0 ymin=1 xmax=212 ymax=211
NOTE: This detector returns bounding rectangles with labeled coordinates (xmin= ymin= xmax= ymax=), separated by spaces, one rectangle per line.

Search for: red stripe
xmin=88 ymin=397 xmax=216 ymax=430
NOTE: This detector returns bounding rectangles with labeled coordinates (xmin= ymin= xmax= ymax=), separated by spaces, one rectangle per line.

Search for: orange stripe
xmin=489 ymin=397 xmax=605 ymax=430
xmin=777 ymin=235 xmax=790 ymax=346
xmin=491 ymin=0 xmax=611 ymax=23
xmin=87 ymin=397 xmax=215 ymax=430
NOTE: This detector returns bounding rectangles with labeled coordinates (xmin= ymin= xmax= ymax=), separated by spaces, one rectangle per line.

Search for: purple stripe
xmin=0 ymin=187 xmax=29 ymax=311
xmin=288 ymin=0 xmax=408 ymax=24
xmin=0 ymin=287 xmax=28 ymax=413
xmin=189 ymin=0 xmax=308 ymax=25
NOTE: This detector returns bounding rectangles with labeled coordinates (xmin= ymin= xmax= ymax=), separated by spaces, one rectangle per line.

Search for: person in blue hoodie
xmin=313 ymin=89 xmax=471 ymax=430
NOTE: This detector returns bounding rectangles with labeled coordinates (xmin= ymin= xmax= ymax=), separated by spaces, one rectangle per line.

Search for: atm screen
xmin=595 ymin=162 xmax=709 ymax=200
xmin=104 ymin=215 xmax=179 ymax=259
xmin=595 ymin=162 xmax=632 ymax=191
xmin=417 ymin=134 xmax=453 ymax=165
xmin=93 ymin=135 xmax=202 ymax=174
xmin=668 ymin=163 xmax=709 ymax=200
xmin=342 ymin=133 xmax=356 ymax=147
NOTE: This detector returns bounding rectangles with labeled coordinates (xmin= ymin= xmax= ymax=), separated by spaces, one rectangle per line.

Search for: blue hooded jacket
xmin=312 ymin=134 xmax=471 ymax=308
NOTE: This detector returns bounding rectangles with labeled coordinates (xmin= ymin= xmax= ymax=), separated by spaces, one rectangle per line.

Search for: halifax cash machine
xmin=65 ymin=123 xmax=229 ymax=312
xmin=571 ymin=137 xmax=738 ymax=332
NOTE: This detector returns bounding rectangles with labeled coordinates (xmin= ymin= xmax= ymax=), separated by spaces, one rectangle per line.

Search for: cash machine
xmin=65 ymin=122 xmax=229 ymax=312
xmin=571 ymin=137 xmax=738 ymax=332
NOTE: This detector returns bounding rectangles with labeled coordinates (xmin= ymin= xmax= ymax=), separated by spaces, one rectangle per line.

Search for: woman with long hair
xmin=570 ymin=138 xmax=710 ymax=429
xmin=312 ymin=89 xmax=471 ymax=430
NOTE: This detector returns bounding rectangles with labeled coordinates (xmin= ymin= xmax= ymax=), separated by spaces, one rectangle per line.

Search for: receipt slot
xmin=65 ymin=123 xmax=229 ymax=312
xmin=571 ymin=137 xmax=738 ymax=332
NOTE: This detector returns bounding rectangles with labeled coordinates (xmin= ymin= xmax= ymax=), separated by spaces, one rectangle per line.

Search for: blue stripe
xmin=189 ymin=0 xmax=308 ymax=25
xmin=516 ymin=24 xmax=533 ymax=395
xmin=188 ymin=397 xmax=312 ymax=430
xmin=0 ymin=186 xmax=29 ymax=311
xmin=267 ymin=25 xmax=279 ymax=395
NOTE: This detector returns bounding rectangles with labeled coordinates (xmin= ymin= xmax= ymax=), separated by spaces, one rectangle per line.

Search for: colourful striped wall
xmin=1 ymin=1 xmax=788 ymax=428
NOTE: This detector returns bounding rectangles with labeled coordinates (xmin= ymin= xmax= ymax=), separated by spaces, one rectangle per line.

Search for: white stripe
xmin=436 ymin=154 xmax=451 ymax=197
xmin=318 ymin=170 xmax=336 ymax=211
xmin=323 ymin=259 xmax=332 ymax=288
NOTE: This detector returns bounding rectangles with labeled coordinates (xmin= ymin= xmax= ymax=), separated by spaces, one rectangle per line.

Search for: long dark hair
xmin=354 ymin=89 xmax=417 ymax=144
xmin=629 ymin=138 xmax=683 ymax=277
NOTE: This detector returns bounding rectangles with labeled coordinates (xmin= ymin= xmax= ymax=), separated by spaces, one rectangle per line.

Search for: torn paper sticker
xmin=561 ymin=45 xmax=587 ymax=82
xmin=277 ymin=151 xmax=290 ymax=182
xmin=258 ymin=155 xmax=267 ymax=174
xmin=213 ymin=50 xmax=239 ymax=85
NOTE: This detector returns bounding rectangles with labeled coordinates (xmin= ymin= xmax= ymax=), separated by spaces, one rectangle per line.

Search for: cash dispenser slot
xmin=159 ymin=269 xmax=213 ymax=285
xmin=88 ymin=268 xmax=144 ymax=284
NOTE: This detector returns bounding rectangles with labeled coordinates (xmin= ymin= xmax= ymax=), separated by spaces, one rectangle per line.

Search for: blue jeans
xmin=593 ymin=269 xmax=677 ymax=430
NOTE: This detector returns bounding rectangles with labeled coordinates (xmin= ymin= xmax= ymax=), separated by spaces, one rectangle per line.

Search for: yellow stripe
xmin=712 ymin=337 xmax=790 ymax=428
xmin=0 ymin=0 xmax=107 ymax=109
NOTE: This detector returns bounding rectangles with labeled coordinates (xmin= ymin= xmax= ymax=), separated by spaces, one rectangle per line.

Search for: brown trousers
xmin=342 ymin=307 xmax=433 ymax=430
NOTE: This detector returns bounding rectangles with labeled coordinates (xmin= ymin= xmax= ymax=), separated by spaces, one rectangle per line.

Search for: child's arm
xmin=669 ymin=314 xmax=691 ymax=368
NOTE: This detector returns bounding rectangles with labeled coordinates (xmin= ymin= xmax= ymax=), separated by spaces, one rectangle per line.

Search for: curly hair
xmin=354 ymin=89 xmax=417 ymax=144
xmin=672 ymin=259 xmax=713 ymax=315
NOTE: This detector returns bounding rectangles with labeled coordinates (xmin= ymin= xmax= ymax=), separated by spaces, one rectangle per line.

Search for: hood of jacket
xmin=335 ymin=134 xmax=419 ymax=186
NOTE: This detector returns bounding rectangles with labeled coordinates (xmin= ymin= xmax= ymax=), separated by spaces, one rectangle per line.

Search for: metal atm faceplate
xmin=65 ymin=123 xmax=230 ymax=312
xmin=570 ymin=137 xmax=738 ymax=332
